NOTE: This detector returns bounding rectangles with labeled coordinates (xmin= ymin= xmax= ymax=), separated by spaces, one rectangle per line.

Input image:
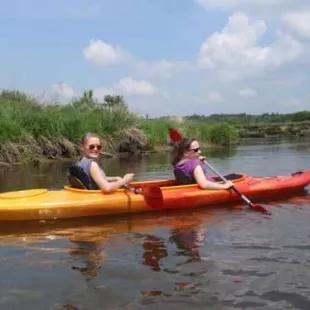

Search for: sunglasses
xmin=189 ymin=147 xmax=200 ymax=153
xmin=88 ymin=144 xmax=102 ymax=151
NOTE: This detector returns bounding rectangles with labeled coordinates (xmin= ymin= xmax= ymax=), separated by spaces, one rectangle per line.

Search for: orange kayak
xmin=0 ymin=170 xmax=309 ymax=221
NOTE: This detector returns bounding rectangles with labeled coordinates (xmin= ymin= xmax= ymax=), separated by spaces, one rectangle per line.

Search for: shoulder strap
xmin=68 ymin=164 xmax=95 ymax=190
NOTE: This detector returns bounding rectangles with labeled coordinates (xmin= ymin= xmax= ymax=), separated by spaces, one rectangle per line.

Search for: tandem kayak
xmin=0 ymin=169 xmax=310 ymax=221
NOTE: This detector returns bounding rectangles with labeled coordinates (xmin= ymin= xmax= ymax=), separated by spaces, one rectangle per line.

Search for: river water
xmin=1 ymin=138 xmax=310 ymax=309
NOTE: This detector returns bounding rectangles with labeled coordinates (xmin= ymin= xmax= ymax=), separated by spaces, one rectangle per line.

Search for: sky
xmin=1 ymin=0 xmax=310 ymax=117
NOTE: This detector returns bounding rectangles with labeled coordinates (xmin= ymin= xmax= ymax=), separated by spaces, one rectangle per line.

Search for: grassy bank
xmin=184 ymin=113 xmax=310 ymax=138
xmin=139 ymin=119 xmax=238 ymax=146
xmin=0 ymin=90 xmax=238 ymax=164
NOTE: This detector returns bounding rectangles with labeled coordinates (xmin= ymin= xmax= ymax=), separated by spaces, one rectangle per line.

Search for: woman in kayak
xmin=74 ymin=132 xmax=134 ymax=192
xmin=172 ymin=137 xmax=233 ymax=190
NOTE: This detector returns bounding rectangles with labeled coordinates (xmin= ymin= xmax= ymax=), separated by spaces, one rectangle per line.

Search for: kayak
xmin=0 ymin=169 xmax=310 ymax=221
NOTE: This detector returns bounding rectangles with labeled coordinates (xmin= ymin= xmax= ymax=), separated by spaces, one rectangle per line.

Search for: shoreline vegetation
xmin=0 ymin=89 xmax=310 ymax=166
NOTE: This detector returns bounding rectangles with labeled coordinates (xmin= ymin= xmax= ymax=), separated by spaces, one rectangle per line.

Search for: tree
xmin=102 ymin=95 xmax=128 ymax=110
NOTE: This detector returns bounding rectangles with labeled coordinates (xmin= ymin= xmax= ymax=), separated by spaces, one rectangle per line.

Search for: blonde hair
xmin=81 ymin=132 xmax=101 ymax=145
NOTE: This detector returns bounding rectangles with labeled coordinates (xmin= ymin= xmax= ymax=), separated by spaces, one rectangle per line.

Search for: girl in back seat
xmin=171 ymin=137 xmax=233 ymax=190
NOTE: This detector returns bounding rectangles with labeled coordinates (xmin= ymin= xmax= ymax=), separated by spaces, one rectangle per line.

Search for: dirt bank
xmin=0 ymin=127 xmax=152 ymax=165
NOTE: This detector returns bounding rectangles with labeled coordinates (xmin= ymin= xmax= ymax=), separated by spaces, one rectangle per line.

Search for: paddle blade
xmin=168 ymin=128 xmax=183 ymax=142
xmin=250 ymin=203 xmax=271 ymax=215
xmin=141 ymin=186 xmax=165 ymax=209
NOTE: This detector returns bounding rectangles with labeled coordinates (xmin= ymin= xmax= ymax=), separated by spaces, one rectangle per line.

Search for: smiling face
xmin=81 ymin=137 xmax=102 ymax=159
xmin=184 ymin=140 xmax=201 ymax=159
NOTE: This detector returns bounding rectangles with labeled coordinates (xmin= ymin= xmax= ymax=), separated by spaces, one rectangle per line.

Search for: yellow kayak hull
xmin=0 ymin=170 xmax=310 ymax=221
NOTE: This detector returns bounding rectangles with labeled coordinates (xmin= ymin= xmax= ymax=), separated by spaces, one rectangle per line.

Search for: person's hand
xmin=199 ymin=156 xmax=206 ymax=162
xmin=114 ymin=176 xmax=122 ymax=182
xmin=123 ymin=173 xmax=135 ymax=184
xmin=224 ymin=180 xmax=233 ymax=189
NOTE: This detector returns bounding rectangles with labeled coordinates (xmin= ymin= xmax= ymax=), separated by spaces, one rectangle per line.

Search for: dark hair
xmin=81 ymin=132 xmax=101 ymax=145
xmin=171 ymin=137 xmax=197 ymax=166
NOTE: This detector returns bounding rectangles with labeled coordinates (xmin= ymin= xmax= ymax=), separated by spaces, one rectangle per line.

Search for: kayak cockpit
xmin=65 ymin=173 xmax=247 ymax=193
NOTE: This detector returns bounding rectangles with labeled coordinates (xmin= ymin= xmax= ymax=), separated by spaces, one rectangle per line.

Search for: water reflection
xmin=142 ymin=235 xmax=168 ymax=271
xmin=140 ymin=225 xmax=207 ymax=272
xmin=69 ymin=239 xmax=106 ymax=280
xmin=170 ymin=227 xmax=206 ymax=263
xmin=0 ymin=211 xmax=210 ymax=280
xmin=64 ymin=212 xmax=209 ymax=280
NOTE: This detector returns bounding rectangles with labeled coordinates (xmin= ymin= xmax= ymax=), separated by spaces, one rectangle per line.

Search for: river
xmin=1 ymin=137 xmax=310 ymax=309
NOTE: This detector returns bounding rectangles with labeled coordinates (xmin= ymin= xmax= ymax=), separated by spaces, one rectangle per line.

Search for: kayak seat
xmin=173 ymin=170 xmax=196 ymax=185
xmin=68 ymin=164 xmax=94 ymax=190
xmin=68 ymin=175 xmax=87 ymax=189
xmin=174 ymin=171 xmax=242 ymax=185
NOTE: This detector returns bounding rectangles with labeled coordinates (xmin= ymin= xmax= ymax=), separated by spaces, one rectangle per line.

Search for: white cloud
xmin=282 ymin=10 xmax=310 ymax=38
xmin=42 ymin=83 xmax=75 ymax=103
xmin=92 ymin=87 xmax=117 ymax=100
xmin=83 ymin=40 xmax=192 ymax=78
xmin=45 ymin=5 xmax=310 ymax=116
xmin=114 ymin=77 xmax=156 ymax=95
xmin=83 ymin=39 xmax=131 ymax=65
xmin=198 ymin=13 xmax=302 ymax=76
xmin=237 ymin=88 xmax=257 ymax=97
xmin=89 ymin=77 xmax=157 ymax=99
xmin=198 ymin=13 xmax=267 ymax=69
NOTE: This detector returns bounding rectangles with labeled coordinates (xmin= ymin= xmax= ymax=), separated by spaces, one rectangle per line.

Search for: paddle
xmin=123 ymin=185 xmax=164 ymax=209
xmin=168 ymin=127 xmax=271 ymax=215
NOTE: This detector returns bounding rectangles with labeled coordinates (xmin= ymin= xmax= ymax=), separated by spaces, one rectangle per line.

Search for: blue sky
xmin=1 ymin=0 xmax=310 ymax=116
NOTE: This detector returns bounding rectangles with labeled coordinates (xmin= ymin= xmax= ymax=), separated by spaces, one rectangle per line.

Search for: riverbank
xmin=185 ymin=113 xmax=310 ymax=138
xmin=2 ymin=89 xmax=309 ymax=165
xmin=0 ymin=90 xmax=237 ymax=165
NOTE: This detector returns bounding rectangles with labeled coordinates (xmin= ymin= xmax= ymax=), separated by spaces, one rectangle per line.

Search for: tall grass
xmin=138 ymin=119 xmax=179 ymax=147
xmin=182 ymin=121 xmax=238 ymax=145
xmin=0 ymin=90 xmax=138 ymax=143
xmin=139 ymin=119 xmax=238 ymax=147
xmin=0 ymin=90 xmax=238 ymax=149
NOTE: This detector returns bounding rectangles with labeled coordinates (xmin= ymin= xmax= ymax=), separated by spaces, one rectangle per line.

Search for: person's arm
xmin=106 ymin=176 xmax=122 ymax=182
xmin=90 ymin=161 xmax=134 ymax=192
xmin=193 ymin=165 xmax=232 ymax=190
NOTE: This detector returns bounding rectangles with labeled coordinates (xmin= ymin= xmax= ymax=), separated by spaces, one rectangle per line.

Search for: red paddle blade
xmin=250 ymin=203 xmax=271 ymax=215
xmin=168 ymin=128 xmax=183 ymax=142
xmin=141 ymin=186 xmax=165 ymax=209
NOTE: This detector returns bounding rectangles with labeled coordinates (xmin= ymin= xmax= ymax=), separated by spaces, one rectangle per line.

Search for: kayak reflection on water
xmin=67 ymin=224 xmax=207 ymax=279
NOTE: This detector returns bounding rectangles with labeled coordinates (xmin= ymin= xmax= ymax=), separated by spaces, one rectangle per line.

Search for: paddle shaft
xmin=202 ymin=161 xmax=254 ymax=206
